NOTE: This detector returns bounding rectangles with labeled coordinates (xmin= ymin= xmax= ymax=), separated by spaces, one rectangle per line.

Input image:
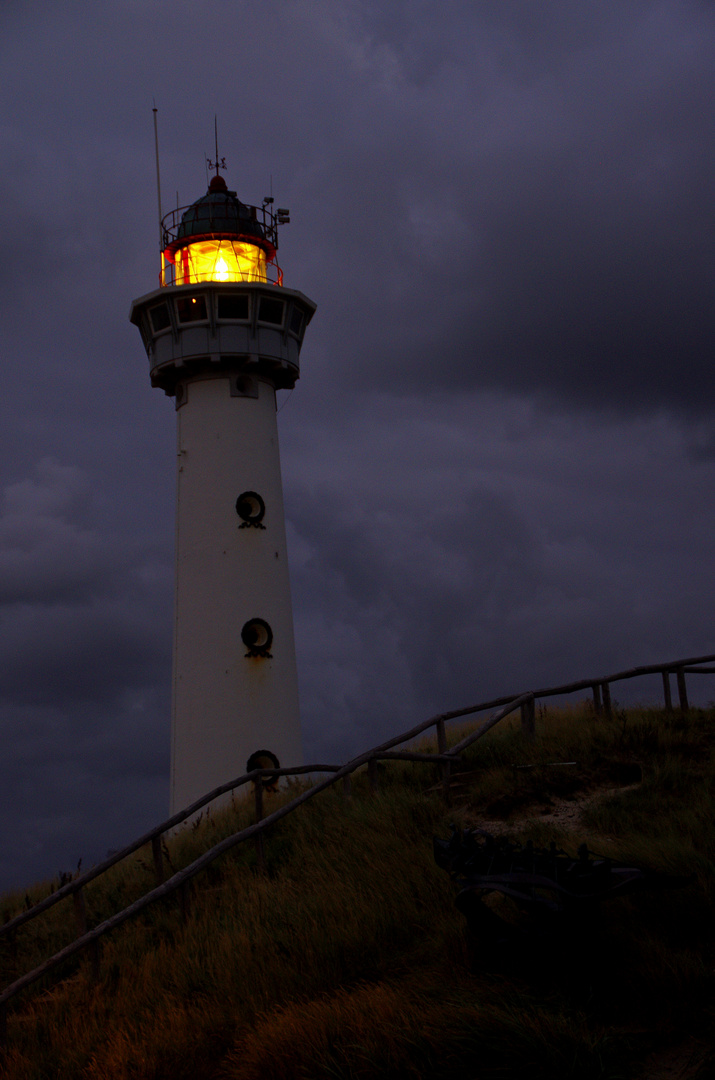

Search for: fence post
xmin=254 ymin=775 xmax=265 ymax=872
xmin=441 ymin=758 xmax=453 ymax=806
xmin=151 ymin=834 xmax=165 ymax=885
xmin=368 ymin=757 xmax=379 ymax=794
xmin=602 ymin=682 xmax=613 ymax=720
xmin=676 ymin=668 xmax=689 ymax=712
xmin=591 ymin=684 xmax=602 ymax=715
xmin=73 ymin=888 xmax=87 ymax=938
xmin=520 ymin=696 xmax=536 ymax=741
xmin=436 ymin=719 xmax=447 ymax=754
xmin=662 ymin=670 xmax=673 ymax=712
xmin=342 ymin=773 xmax=352 ymax=801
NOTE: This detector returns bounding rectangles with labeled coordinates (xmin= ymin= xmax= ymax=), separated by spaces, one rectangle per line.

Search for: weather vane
xmin=206 ymin=116 xmax=227 ymax=177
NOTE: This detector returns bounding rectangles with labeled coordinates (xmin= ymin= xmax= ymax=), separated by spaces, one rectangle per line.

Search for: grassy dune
xmin=1 ymin=704 xmax=715 ymax=1078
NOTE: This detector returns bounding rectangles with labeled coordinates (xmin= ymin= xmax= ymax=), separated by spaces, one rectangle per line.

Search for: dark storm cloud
xmin=284 ymin=394 xmax=715 ymax=758
xmin=0 ymin=605 xmax=161 ymax=707
xmin=0 ymin=459 xmax=171 ymax=889
xmin=0 ymin=460 xmax=171 ymax=707
xmin=0 ymin=460 xmax=119 ymax=605
xmin=299 ymin=0 xmax=715 ymax=415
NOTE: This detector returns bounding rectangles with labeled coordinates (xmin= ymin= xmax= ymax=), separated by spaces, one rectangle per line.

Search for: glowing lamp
xmin=171 ymin=239 xmax=267 ymax=284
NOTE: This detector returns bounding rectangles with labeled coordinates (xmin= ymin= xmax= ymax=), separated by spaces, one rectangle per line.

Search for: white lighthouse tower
xmin=130 ymin=163 xmax=315 ymax=813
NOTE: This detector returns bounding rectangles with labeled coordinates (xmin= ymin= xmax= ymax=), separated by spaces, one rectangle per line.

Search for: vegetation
xmin=1 ymin=703 xmax=715 ymax=1078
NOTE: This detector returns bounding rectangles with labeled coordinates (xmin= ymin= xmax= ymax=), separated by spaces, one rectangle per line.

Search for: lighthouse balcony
xmin=130 ymin=282 xmax=316 ymax=395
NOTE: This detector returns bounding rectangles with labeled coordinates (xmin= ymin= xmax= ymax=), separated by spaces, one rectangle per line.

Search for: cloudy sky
xmin=1 ymin=0 xmax=713 ymax=892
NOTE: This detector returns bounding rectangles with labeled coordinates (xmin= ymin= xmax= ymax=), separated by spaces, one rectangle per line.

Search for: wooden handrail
xmin=5 ymin=650 xmax=715 ymax=941
xmin=2 ymin=649 xmax=714 ymax=1027
xmin=0 ymin=743 xmax=460 ymax=1009
xmin=445 ymin=693 xmax=534 ymax=756
xmin=0 ymin=764 xmax=342 ymax=941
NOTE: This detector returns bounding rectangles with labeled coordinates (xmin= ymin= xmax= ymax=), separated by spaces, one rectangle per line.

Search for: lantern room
xmin=160 ymin=174 xmax=284 ymax=287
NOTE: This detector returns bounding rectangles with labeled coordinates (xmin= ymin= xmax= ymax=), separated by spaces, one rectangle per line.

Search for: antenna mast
xmin=153 ymin=103 xmax=163 ymax=248
xmin=215 ymin=115 xmax=219 ymax=177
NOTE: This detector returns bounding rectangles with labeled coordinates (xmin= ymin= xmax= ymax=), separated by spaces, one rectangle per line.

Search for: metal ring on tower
xmin=247 ymin=749 xmax=280 ymax=791
xmin=241 ymin=618 xmax=273 ymax=657
xmin=236 ymin=491 xmax=266 ymax=528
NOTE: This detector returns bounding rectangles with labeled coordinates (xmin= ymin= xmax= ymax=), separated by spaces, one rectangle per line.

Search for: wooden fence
xmin=1 ymin=649 xmax=714 ymax=1040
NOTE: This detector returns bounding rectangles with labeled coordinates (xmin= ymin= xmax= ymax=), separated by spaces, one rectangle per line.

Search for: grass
xmin=1 ymin=703 xmax=715 ymax=1078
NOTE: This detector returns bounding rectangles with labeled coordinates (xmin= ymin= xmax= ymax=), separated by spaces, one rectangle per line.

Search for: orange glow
xmin=169 ymin=239 xmax=268 ymax=285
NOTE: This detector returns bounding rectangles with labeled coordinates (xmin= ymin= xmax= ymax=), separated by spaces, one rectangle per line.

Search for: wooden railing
xmin=1 ymin=650 xmax=714 ymax=1039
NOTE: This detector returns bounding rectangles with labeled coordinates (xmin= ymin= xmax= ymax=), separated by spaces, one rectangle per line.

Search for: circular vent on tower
xmin=247 ymin=749 xmax=280 ymax=791
xmin=236 ymin=491 xmax=266 ymax=528
xmin=241 ymin=618 xmax=273 ymax=657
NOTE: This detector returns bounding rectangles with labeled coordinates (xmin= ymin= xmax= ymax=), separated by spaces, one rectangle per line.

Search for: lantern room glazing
xmin=160 ymin=174 xmax=284 ymax=287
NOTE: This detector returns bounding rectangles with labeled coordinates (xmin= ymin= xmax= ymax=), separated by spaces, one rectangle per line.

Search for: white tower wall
xmin=171 ymin=373 xmax=301 ymax=812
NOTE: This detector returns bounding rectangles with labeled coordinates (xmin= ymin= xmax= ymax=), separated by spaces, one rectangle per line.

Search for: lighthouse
xmin=130 ymin=165 xmax=315 ymax=813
